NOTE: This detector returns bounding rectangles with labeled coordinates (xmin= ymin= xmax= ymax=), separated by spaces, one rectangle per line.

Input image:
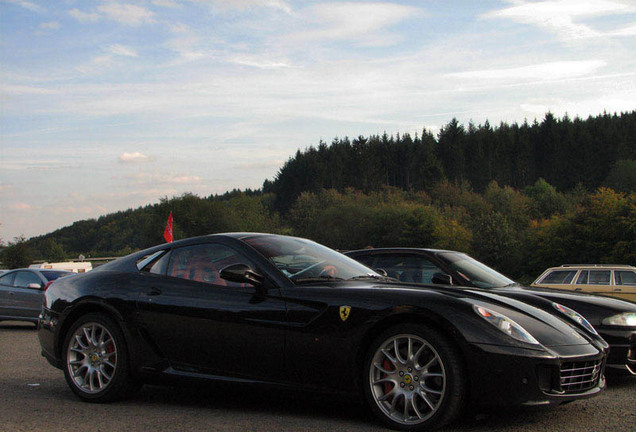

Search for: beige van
xmin=532 ymin=264 xmax=636 ymax=302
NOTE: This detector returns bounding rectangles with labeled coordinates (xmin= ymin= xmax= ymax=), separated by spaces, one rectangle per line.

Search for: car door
xmin=571 ymin=270 xmax=614 ymax=296
xmin=612 ymin=269 xmax=636 ymax=302
xmin=136 ymin=242 xmax=288 ymax=381
xmin=0 ymin=272 xmax=17 ymax=318
xmin=6 ymin=271 xmax=44 ymax=319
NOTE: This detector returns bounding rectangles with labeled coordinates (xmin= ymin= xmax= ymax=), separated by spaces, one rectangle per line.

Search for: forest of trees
xmin=3 ymin=111 xmax=635 ymax=281
xmin=264 ymin=111 xmax=636 ymax=213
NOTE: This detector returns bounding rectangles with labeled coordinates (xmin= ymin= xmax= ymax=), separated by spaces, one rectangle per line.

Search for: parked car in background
xmin=29 ymin=261 xmax=92 ymax=273
xmin=0 ymin=268 xmax=73 ymax=325
xmin=345 ymin=248 xmax=636 ymax=376
xmin=39 ymin=233 xmax=607 ymax=431
xmin=532 ymin=264 xmax=636 ymax=302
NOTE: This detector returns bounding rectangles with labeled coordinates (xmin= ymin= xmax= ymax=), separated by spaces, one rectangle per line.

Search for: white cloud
xmin=9 ymin=202 xmax=33 ymax=211
xmin=125 ymin=172 xmax=202 ymax=185
xmin=0 ymin=159 xmax=79 ymax=171
xmin=0 ymin=183 xmax=14 ymax=194
xmin=0 ymin=84 xmax=59 ymax=95
xmin=230 ymin=54 xmax=291 ymax=69
xmin=76 ymin=55 xmax=114 ymax=74
xmin=205 ymin=0 xmax=292 ymax=14
xmin=97 ymin=3 xmax=155 ymax=26
xmin=49 ymin=205 xmax=108 ymax=217
xmin=290 ymin=2 xmax=419 ymax=45
xmin=69 ymin=8 xmax=100 ymax=23
xmin=450 ymin=60 xmax=607 ymax=82
xmin=163 ymin=34 xmax=209 ymax=63
xmin=483 ymin=0 xmax=636 ymax=40
xmin=234 ymin=160 xmax=284 ymax=170
xmin=153 ymin=0 xmax=180 ymax=8
xmin=118 ymin=152 xmax=156 ymax=163
xmin=6 ymin=0 xmax=42 ymax=13
xmin=169 ymin=23 xmax=190 ymax=33
xmin=40 ymin=21 xmax=60 ymax=30
xmin=611 ymin=23 xmax=636 ymax=36
xmin=108 ymin=44 xmax=138 ymax=57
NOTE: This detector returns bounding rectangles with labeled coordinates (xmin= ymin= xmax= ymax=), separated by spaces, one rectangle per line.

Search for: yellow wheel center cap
xmin=91 ymin=354 xmax=99 ymax=362
xmin=404 ymin=374 xmax=412 ymax=385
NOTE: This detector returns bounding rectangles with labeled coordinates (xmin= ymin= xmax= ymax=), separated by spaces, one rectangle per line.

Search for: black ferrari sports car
xmin=39 ymin=234 xmax=608 ymax=431
xmin=345 ymin=248 xmax=636 ymax=376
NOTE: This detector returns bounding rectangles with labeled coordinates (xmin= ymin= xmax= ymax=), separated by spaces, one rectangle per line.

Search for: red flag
xmin=163 ymin=212 xmax=173 ymax=243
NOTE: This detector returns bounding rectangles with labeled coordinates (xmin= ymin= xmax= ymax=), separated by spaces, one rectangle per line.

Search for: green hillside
xmin=4 ymin=111 xmax=635 ymax=281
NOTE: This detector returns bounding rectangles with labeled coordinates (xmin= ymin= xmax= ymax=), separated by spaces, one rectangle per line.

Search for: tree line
xmin=2 ymin=111 xmax=635 ymax=282
xmin=264 ymin=111 xmax=636 ymax=213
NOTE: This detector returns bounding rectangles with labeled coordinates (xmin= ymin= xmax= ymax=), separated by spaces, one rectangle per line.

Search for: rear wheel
xmin=363 ymin=324 xmax=467 ymax=431
xmin=62 ymin=313 xmax=140 ymax=402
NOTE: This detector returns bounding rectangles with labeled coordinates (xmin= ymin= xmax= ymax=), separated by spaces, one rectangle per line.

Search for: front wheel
xmin=62 ymin=313 xmax=140 ymax=402
xmin=363 ymin=324 xmax=467 ymax=431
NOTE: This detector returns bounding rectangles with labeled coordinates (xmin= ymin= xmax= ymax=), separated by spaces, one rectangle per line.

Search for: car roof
xmin=545 ymin=265 xmax=636 ymax=270
xmin=94 ymin=232 xmax=318 ymax=273
xmin=0 ymin=268 xmax=73 ymax=275
xmin=345 ymin=247 xmax=457 ymax=254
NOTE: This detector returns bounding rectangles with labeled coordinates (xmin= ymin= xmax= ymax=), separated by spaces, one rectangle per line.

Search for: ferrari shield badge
xmin=339 ymin=305 xmax=351 ymax=322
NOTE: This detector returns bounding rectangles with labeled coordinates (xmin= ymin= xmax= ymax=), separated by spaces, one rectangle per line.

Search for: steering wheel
xmin=319 ymin=265 xmax=337 ymax=278
xmin=290 ymin=260 xmax=326 ymax=280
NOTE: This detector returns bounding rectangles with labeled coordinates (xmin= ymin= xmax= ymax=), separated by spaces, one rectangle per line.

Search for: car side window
xmin=353 ymin=255 xmax=375 ymax=268
xmin=0 ymin=273 xmax=16 ymax=287
xmin=541 ymin=270 xmax=577 ymax=284
xmin=141 ymin=251 xmax=171 ymax=275
xmin=577 ymin=270 xmax=610 ymax=285
xmin=374 ymin=255 xmax=444 ymax=283
xmin=13 ymin=271 xmax=42 ymax=289
xmin=166 ymin=243 xmax=253 ymax=288
xmin=576 ymin=271 xmax=588 ymax=284
xmin=615 ymin=270 xmax=636 ymax=286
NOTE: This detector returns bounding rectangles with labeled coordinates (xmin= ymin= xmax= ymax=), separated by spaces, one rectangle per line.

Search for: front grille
xmin=560 ymin=360 xmax=602 ymax=393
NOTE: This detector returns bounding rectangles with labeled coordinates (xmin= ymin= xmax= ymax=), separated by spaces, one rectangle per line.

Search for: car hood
xmin=365 ymin=281 xmax=600 ymax=349
xmin=491 ymin=285 xmax=636 ymax=326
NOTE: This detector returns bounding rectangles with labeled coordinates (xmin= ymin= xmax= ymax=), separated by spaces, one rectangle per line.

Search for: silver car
xmin=0 ymin=268 xmax=72 ymax=325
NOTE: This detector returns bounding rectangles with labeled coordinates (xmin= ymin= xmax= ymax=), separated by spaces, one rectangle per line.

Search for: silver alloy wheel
xmin=369 ymin=333 xmax=446 ymax=425
xmin=66 ymin=322 xmax=118 ymax=394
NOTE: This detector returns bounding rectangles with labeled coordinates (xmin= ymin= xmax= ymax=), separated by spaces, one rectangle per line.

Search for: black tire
xmin=62 ymin=313 xmax=140 ymax=402
xmin=363 ymin=324 xmax=467 ymax=431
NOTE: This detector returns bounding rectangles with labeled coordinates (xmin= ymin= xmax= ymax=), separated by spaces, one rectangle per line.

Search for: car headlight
xmin=602 ymin=312 xmax=636 ymax=326
xmin=474 ymin=305 xmax=540 ymax=345
xmin=553 ymin=303 xmax=598 ymax=335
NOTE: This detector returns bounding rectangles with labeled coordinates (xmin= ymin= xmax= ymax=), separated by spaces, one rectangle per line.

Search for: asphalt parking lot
xmin=1 ymin=321 xmax=634 ymax=432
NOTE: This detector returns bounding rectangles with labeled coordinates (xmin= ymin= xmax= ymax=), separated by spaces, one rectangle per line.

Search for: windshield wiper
xmin=348 ymin=274 xmax=397 ymax=282
xmin=293 ymin=276 xmax=344 ymax=283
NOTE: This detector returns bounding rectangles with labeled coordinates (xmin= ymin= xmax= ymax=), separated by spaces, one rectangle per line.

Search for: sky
xmin=1 ymin=0 xmax=635 ymax=243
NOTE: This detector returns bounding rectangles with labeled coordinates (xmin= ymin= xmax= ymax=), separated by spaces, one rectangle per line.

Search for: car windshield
xmin=242 ymin=235 xmax=381 ymax=283
xmin=437 ymin=252 xmax=516 ymax=288
xmin=41 ymin=270 xmax=72 ymax=281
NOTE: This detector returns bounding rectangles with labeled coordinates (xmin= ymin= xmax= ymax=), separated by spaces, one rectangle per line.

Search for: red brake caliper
xmin=106 ymin=341 xmax=115 ymax=363
xmin=383 ymin=359 xmax=394 ymax=396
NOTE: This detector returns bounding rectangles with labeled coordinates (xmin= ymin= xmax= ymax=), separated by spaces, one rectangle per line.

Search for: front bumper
xmin=599 ymin=327 xmax=636 ymax=375
xmin=466 ymin=342 xmax=606 ymax=407
xmin=38 ymin=307 xmax=64 ymax=370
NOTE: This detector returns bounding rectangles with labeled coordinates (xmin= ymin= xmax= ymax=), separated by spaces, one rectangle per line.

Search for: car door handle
xmin=148 ymin=287 xmax=162 ymax=296
xmin=614 ymin=288 xmax=622 ymax=292
xmin=574 ymin=288 xmax=582 ymax=291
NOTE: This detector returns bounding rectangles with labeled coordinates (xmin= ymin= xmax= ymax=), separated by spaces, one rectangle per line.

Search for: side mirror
xmin=220 ymin=264 xmax=264 ymax=286
xmin=28 ymin=283 xmax=42 ymax=290
xmin=432 ymin=273 xmax=453 ymax=285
